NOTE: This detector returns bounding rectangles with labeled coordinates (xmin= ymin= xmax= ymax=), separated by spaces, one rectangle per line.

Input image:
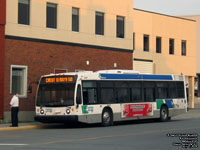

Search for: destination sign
xmin=45 ymin=77 xmax=74 ymax=83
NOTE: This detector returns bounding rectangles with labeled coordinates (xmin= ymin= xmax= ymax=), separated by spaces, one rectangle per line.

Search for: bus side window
xmin=82 ymin=81 xmax=98 ymax=105
xmin=115 ymin=82 xmax=130 ymax=103
xmin=143 ymin=81 xmax=155 ymax=102
xmin=100 ymin=88 xmax=115 ymax=104
xmin=130 ymin=81 xmax=142 ymax=102
xmin=99 ymin=81 xmax=115 ymax=104
xmin=131 ymin=87 xmax=142 ymax=102
xmin=176 ymin=81 xmax=185 ymax=98
xmin=168 ymin=82 xmax=177 ymax=98
xmin=116 ymin=88 xmax=130 ymax=103
xmin=83 ymin=89 xmax=88 ymax=104
xmin=156 ymin=82 xmax=168 ymax=99
xmin=83 ymin=89 xmax=97 ymax=104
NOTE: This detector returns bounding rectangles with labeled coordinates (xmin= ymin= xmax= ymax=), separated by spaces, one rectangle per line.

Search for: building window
xmin=169 ymin=38 xmax=174 ymax=55
xmin=116 ymin=16 xmax=124 ymax=38
xmin=10 ymin=65 xmax=28 ymax=98
xmin=72 ymin=7 xmax=79 ymax=32
xmin=54 ymin=68 xmax=68 ymax=74
xmin=133 ymin=33 xmax=135 ymax=50
xmin=156 ymin=37 xmax=162 ymax=53
xmin=46 ymin=3 xmax=57 ymax=29
xmin=144 ymin=35 xmax=149 ymax=52
xmin=181 ymin=40 xmax=186 ymax=56
xmin=18 ymin=0 xmax=30 ymax=25
xmin=95 ymin=12 xmax=104 ymax=35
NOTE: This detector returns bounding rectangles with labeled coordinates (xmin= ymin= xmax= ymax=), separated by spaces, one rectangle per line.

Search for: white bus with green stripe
xmin=35 ymin=70 xmax=187 ymax=126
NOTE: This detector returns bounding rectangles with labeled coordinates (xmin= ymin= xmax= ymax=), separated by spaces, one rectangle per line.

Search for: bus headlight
xmin=40 ymin=109 xmax=44 ymax=114
xmin=66 ymin=109 xmax=70 ymax=114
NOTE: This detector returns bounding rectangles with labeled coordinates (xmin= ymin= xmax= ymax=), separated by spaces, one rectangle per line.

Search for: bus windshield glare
xmin=36 ymin=76 xmax=76 ymax=107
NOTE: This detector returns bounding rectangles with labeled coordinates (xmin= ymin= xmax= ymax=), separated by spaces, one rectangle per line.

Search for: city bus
xmin=35 ymin=70 xmax=187 ymax=126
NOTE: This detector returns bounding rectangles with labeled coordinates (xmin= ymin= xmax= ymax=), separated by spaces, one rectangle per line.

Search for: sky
xmin=134 ymin=0 xmax=200 ymax=16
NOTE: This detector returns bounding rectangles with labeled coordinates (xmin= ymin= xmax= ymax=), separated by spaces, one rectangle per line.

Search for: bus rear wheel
xmin=102 ymin=109 xmax=113 ymax=127
xmin=160 ymin=106 xmax=169 ymax=122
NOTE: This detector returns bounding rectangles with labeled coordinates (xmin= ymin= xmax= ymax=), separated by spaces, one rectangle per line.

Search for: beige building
xmin=133 ymin=9 xmax=196 ymax=108
xmin=181 ymin=15 xmax=200 ymax=97
xmin=6 ymin=0 xmax=134 ymax=51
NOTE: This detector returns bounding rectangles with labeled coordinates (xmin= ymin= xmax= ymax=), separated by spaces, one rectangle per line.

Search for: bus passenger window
xmin=115 ymin=81 xmax=130 ymax=103
xmin=156 ymin=82 xmax=168 ymax=99
xmin=83 ymin=90 xmax=88 ymax=104
xmin=144 ymin=88 xmax=155 ymax=102
xmin=100 ymin=89 xmax=115 ymax=104
xmin=82 ymin=81 xmax=98 ymax=105
xmin=143 ymin=82 xmax=155 ymax=102
xmin=88 ymin=89 xmax=97 ymax=104
xmin=99 ymin=81 xmax=115 ymax=104
xmin=131 ymin=88 xmax=142 ymax=102
xmin=116 ymin=88 xmax=130 ymax=103
xmin=130 ymin=81 xmax=142 ymax=102
xmin=83 ymin=89 xmax=97 ymax=105
xmin=177 ymin=82 xmax=185 ymax=98
xmin=168 ymin=82 xmax=177 ymax=98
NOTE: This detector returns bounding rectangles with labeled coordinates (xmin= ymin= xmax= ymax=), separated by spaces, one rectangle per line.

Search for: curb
xmin=0 ymin=125 xmax=44 ymax=132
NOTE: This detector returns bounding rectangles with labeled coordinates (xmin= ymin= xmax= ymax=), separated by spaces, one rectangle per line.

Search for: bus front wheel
xmin=160 ymin=106 xmax=169 ymax=122
xmin=102 ymin=109 xmax=113 ymax=127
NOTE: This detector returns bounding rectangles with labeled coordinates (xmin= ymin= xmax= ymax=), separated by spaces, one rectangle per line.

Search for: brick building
xmin=0 ymin=0 xmax=196 ymax=122
xmin=0 ymin=0 xmax=6 ymax=121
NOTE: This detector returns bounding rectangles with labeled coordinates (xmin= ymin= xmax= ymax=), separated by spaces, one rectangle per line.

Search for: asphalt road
xmin=0 ymin=117 xmax=199 ymax=150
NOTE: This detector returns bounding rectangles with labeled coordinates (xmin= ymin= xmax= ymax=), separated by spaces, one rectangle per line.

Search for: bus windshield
xmin=36 ymin=83 xmax=75 ymax=107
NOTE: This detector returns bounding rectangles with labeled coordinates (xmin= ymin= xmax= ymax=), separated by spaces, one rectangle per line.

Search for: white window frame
xmin=10 ymin=65 xmax=28 ymax=98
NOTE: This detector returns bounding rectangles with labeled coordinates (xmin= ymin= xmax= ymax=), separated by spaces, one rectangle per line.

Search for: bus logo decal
xmin=156 ymin=99 xmax=174 ymax=109
xmin=82 ymin=106 xmax=94 ymax=114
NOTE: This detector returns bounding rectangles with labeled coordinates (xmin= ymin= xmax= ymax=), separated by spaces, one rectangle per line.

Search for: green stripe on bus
xmin=82 ymin=105 xmax=88 ymax=114
xmin=157 ymin=99 xmax=164 ymax=109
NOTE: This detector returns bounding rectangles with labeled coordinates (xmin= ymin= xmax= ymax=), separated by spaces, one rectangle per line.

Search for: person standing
xmin=10 ymin=93 xmax=19 ymax=127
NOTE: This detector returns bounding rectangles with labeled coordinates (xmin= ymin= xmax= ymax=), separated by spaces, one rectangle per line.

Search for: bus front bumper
xmin=35 ymin=115 xmax=78 ymax=123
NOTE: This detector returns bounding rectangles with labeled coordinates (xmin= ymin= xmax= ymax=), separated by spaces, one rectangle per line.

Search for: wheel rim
xmin=161 ymin=108 xmax=167 ymax=120
xmin=103 ymin=111 xmax=110 ymax=124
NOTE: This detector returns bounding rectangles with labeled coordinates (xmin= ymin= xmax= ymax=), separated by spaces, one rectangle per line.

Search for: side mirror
xmin=28 ymin=85 xmax=32 ymax=93
xmin=28 ymin=81 xmax=39 ymax=94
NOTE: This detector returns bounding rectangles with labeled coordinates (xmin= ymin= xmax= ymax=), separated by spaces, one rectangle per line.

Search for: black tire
xmin=102 ymin=109 xmax=113 ymax=127
xmin=160 ymin=106 xmax=169 ymax=122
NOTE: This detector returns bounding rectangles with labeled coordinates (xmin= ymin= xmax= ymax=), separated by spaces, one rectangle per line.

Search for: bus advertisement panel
xmin=122 ymin=103 xmax=153 ymax=118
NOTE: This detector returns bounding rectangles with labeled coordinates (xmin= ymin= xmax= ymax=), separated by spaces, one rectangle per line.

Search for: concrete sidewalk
xmin=0 ymin=122 xmax=44 ymax=131
xmin=194 ymin=97 xmax=200 ymax=109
